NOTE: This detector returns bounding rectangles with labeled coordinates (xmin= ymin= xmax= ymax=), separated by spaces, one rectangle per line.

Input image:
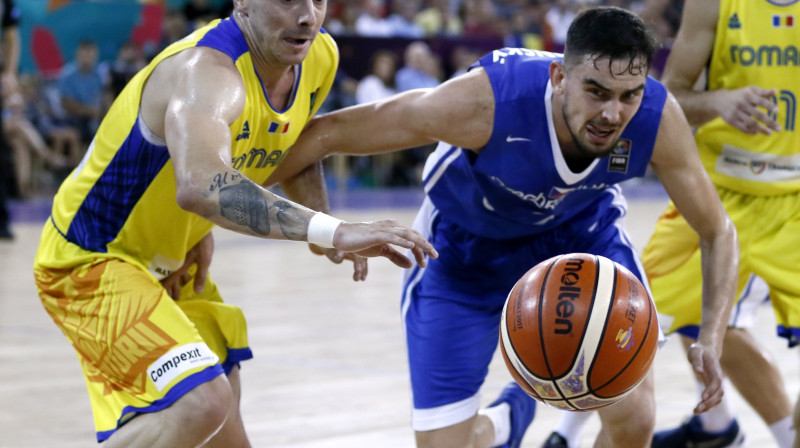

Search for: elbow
xmin=175 ymin=181 xmax=213 ymax=217
xmin=700 ymin=215 xmax=738 ymax=256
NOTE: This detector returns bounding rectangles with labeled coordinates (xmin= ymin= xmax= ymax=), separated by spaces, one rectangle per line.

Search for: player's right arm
xmin=663 ymin=0 xmax=779 ymax=133
xmin=140 ymin=48 xmax=437 ymax=268
xmin=267 ymin=67 xmax=497 ymax=184
xmin=650 ymin=92 xmax=739 ymax=414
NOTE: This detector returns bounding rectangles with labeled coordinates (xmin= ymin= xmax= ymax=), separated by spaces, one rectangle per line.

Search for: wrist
xmin=307 ymin=212 xmax=343 ymax=249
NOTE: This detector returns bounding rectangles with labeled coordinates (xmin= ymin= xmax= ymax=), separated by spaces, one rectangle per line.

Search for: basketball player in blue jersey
xmin=32 ymin=1 xmax=438 ymax=447
xmin=272 ymin=6 xmax=738 ymax=448
xmin=642 ymin=0 xmax=797 ymax=446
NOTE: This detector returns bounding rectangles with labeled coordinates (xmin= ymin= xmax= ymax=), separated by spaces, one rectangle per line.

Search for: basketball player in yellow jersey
xmin=32 ymin=1 xmax=438 ymax=447
xmin=641 ymin=0 xmax=798 ymax=446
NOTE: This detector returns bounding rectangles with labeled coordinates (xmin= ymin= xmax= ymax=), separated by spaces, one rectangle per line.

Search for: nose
xmin=296 ymin=0 xmax=321 ymax=27
xmin=601 ymin=100 xmax=623 ymax=124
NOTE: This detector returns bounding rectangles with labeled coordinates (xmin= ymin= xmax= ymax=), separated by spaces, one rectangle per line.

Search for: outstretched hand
xmin=687 ymin=341 xmax=724 ymax=415
xmin=332 ymin=220 xmax=438 ymax=269
xmin=160 ymin=232 xmax=214 ymax=300
xmin=308 ymin=243 xmax=370 ymax=281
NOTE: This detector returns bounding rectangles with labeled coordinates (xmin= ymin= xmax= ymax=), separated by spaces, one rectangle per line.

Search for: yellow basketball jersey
xmin=697 ymin=0 xmax=800 ymax=195
xmin=35 ymin=17 xmax=338 ymax=278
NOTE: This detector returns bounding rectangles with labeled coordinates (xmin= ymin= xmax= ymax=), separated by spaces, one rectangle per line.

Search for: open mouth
xmin=586 ymin=124 xmax=616 ymax=141
xmin=284 ymin=35 xmax=313 ymax=48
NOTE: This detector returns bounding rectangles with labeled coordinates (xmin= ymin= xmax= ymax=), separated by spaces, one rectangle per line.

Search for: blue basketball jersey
xmin=421 ymin=48 xmax=668 ymax=239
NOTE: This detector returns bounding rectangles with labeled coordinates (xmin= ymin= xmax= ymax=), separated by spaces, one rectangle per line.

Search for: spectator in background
xmin=354 ymin=50 xmax=401 ymax=187
xmin=19 ymin=75 xmax=83 ymax=170
xmin=108 ymin=41 xmax=147 ymax=99
xmin=395 ymin=41 xmax=440 ymax=92
xmin=355 ymin=50 xmax=398 ymax=104
xmin=386 ymin=0 xmax=425 ymax=38
xmin=4 ymin=88 xmax=69 ymax=197
xmin=460 ymin=0 xmax=504 ymax=39
xmin=415 ymin=0 xmax=462 ymax=36
xmin=58 ymin=40 xmax=106 ymax=147
xmin=355 ymin=0 xmax=393 ymax=37
xmin=391 ymin=41 xmax=441 ymax=186
xmin=0 ymin=0 xmax=19 ymax=239
xmin=631 ymin=0 xmax=682 ymax=45
xmin=324 ymin=0 xmax=360 ymax=35
xmin=448 ymin=45 xmax=481 ymax=79
xmin=316 ymin=71 xmax=358 ymax=115
xmin=155 ymin=9 xmax=190 ymax=58
xmin=182 ymin=0 xmax=221 ymax=30
xmin=504 ymin=0 xmax=552 ymax=50
xmin=545 ymin=0 xmax=578 ymax=52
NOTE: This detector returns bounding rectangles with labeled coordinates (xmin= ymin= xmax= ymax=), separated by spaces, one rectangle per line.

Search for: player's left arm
xmin=649 ymin=93 xmax=739 ymax=413
xmin=267 ymin=67 xmax=495 ymax=183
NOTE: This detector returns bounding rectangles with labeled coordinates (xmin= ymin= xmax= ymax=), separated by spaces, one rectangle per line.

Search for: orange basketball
xmin=500 ymin=253 xmax=658 ymax=411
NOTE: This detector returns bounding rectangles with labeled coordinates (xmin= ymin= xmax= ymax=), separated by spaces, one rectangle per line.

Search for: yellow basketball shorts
xmin=642 ymin=186 xmax=800 ymax=346
xmin=34 ymin=258 xmax=252 ymax=442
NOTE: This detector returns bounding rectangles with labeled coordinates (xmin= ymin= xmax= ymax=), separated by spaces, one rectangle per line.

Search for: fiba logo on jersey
xmin=608 ymin=140 xmax=631 ymax=173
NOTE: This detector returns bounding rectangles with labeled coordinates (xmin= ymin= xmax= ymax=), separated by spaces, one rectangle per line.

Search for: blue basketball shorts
xmin=401 ymin=194 xmax=659 ymax=431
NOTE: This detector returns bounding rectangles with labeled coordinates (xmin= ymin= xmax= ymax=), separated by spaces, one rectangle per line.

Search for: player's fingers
xmin=754 ymin=86 xmax=778 ymax=101
xmin=351 ymin=256 xmax=368 ymax=281
xmin=694 ymin=382 xmax=723 ymax=414
xmin=193 ymin=268 xmax=207 ymax=295
xmin=745 ymin=108 xmax=779 ymax=134
xmin=180 ymin=271 xmax=191 ymax=287
xmin=389 ymin=228 xmax=438 ymax=259
xmin=410 ymin=245 xmax=429 ymax=268
xmin=168 ymin=282 xmax=180 ymax=301
xmin=380 ymin=245 xmax=414 ymax=269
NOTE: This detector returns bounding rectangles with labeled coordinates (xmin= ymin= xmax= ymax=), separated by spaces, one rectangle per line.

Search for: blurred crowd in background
xmin=6 ymin=0 xmax=683 ymax=200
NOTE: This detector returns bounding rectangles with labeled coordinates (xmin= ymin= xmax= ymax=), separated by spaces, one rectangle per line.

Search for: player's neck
xmin=235 ymin=13 xmax=297 ymax=110
xmin=256 ymin=63 xmax=296 ymax=111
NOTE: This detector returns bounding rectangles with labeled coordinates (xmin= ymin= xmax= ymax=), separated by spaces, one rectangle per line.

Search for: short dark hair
xmin=563 ymin=6 xmax=658 ymax=76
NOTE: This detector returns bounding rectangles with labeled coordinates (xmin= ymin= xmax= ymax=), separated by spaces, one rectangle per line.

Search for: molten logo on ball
xmin=555 ymin=258 xmax=583 ymax=334
xmin=500 ymin=253 xmax=658 ymax=411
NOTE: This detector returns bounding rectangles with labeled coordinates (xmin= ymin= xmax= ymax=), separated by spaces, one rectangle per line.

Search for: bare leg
xmin=104 ymin=375 xmax=233 ymax=448
xmin=719 ymin=328 xmax=792 ymax=424
xmin=594 ymin=371 xmax=655 ymax=448
xmin=48 ymin=126 xmax=83 ymax=166
xmin=7 ymin=117 xmax=67 ymax=167
xmin=415 ymin=414 xmax=495 ymax=448
xmin=680 ymin=328 xmax=792 ymax=425
xmin=204 ymin=366 xmax=250 ymax=448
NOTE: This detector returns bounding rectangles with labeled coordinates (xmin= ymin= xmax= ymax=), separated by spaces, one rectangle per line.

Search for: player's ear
xmin=549 ymin=61 xmax=565 ymax=95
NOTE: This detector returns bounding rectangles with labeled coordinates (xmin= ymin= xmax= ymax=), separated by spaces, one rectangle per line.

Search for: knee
xmin=598 ymin=383 xmax=655 ymax=447
xmin=182 ymin=376 xmax=234 ymax=435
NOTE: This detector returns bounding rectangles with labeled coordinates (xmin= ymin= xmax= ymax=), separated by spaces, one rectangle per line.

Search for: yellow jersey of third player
xmin=35 ymin=16 xmax=338 ymax=279
xmin=697 ymin=0 xmax=800 ymax=195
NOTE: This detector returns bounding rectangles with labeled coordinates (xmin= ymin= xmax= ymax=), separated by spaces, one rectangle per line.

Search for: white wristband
xmin=307 ymin=212 xmax=343 ymax=249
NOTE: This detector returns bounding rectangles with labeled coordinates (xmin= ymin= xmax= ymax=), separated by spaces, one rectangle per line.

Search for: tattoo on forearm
xmin=210 ymin=172 xmax=243 ymax=193
xmin=272 ymin=200 xmax=308 ymax=241
xmin=219 ymin=181 xmax=271 ymax=235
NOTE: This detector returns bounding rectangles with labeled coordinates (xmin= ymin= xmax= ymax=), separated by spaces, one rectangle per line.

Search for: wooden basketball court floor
xmin=1 ymin=187 xmax=797 ymax=447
